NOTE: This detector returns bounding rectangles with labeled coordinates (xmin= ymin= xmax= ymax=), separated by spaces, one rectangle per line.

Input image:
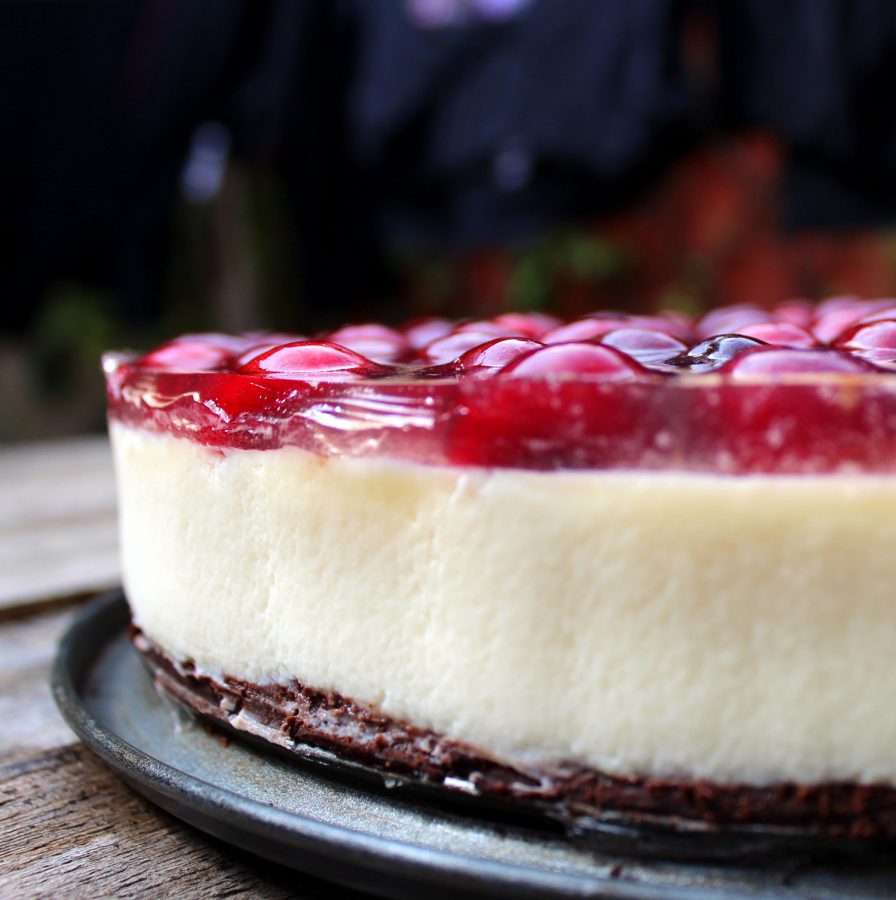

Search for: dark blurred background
xmin=5 ymin=0 xmax=896 ymax=440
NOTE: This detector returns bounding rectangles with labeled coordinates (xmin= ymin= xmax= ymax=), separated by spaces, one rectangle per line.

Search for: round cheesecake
xmin=105 ymin=299 xmax=896 ymax=839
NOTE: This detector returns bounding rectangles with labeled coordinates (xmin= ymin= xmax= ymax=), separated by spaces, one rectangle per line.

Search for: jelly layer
xmin=105 ymin=362 xmax=896 ymax=474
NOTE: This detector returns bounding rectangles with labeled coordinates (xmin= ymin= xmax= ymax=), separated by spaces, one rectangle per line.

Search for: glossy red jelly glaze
xmin=106 ymin=301 xmax=896 ymax=472
xmin=455 ymin=338 xmax=543 ymax=375
xmin=240 ymin=341 xmax=396 ymax=379
xmin=835 ymin=319 xmax=896 ymax=370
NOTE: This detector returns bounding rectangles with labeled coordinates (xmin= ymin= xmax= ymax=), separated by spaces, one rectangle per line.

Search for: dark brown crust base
xmin=133 ymin=628 xmax=896 ymax=841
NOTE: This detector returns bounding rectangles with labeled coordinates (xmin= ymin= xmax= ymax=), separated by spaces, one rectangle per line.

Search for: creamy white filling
xmin=111 ymin=422 xmax=896 ymax=786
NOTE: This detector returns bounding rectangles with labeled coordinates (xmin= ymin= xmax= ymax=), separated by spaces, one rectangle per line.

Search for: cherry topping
xmin=771 ymin=299 xmax=814 ymax=328
xmin=235 ymin=343 xmax=285 ymax=367
xmin=543 ymin=315 xmax=672 ymax=344
xmin=420 ymin=330 xmax=503 ymax=365
xmin=402 ymin=318 xmax=454 ymax=349
xmin=721 ymin=347 xmax=874 ymax=378
xmin=325 ymin=324 xmax=409 ymax=364
xmin=454 ymin=320 xmax=514 ymax=337
xmin=239 ymin=341 xmax=393 ymax=379
xmin=501 ymin=343 xmax=647 ymax=379
xmin=673 ymin=334 xmax=766 ymax=373
xmin=542 ymin=317 xmax=626 ymax=343
xmin=810 ymin=298 xmax=896 ymax=344
xmin=732 ymin=321 xmax=817 ymax=349
xmin=815 ymin=295 xmax=863 ymax=313
xmin=138 ymin=337 xmax=237 ymax=371
xmin=599 ymin=328 xmax=687 ymax=370
xmin=113 ymin=298 xmax=896 ymax=473
xmin=456 ymin=338 xmax=543 ymax=375
xmin=128 ymin=299 xmax=896 ymax=385
xmin=696 ymin=307 xmax=770 ymax=340
xmin=854 ymin=306 xmax=896 ymax=325
xmin=836 ymin=318 xmax=896 ymax=347
xmin=834 ymin=319 xmax=896 ymax=368
xmin=490 ymin=312 xmax=561 ymax=338
xmin=643 ymin=312 xmax=693 ymax=341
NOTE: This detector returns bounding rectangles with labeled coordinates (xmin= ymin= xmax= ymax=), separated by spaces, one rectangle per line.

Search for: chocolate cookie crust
xmin=133 ymin=629 xmax=896 ymax=841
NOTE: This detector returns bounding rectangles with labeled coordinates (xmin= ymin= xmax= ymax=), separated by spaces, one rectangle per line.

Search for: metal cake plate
xmin=53 ymin=591 xmax=896 ymax=899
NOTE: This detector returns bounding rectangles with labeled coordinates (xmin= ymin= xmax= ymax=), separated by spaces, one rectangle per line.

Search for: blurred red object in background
xmin=401 ymin=133 xmax=896 ymax=320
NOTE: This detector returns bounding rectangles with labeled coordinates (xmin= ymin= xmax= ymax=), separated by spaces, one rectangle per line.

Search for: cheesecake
xmin=104 ymin=298 xmax=896 ymax=839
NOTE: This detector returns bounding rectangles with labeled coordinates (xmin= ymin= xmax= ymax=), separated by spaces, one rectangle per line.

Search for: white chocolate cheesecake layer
xmin=111 ymin=422 xmax=896 ymax=786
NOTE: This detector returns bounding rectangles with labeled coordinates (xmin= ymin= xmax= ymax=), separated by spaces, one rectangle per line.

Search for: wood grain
xmin=0 ymin=744 xmax=359 ymax=898
xmin=0 ymin=605 xmax=365 ymax=898
xmin=0 ymin=606 xmax=78 ymax=758
xmin=0 ymin=436 xmax=119 ymax=611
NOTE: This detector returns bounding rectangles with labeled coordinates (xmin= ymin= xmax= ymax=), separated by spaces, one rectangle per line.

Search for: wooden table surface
xmin=0 ymin=436 xmax=363 ymax=898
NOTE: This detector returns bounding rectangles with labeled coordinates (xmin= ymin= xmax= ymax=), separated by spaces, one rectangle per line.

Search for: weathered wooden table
xmin=0 ymin=437 xmax=362 ymax=898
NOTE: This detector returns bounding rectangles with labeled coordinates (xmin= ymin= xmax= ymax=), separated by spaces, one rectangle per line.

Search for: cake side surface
xmin=112 ymin=421 xmax=896 ymax=788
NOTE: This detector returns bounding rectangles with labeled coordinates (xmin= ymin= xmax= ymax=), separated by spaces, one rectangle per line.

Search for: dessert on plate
xmin=105 ymin=297 xmax=896 ymax=839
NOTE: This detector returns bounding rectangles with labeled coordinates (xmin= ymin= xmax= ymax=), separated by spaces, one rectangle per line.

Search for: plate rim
xmin=50 ymin=590 xmax=797 ymax=900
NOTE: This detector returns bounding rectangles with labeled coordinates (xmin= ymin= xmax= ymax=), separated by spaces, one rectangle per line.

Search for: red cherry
xmin=235 ymin=343 xmax=284 ymax=367
xmin=732 ymin=321 xmax=817 ymax=349
xmin=812 ymin=295 xmax=895 ymax=318
xmin=542 ymin=315 xmax=670 ymax=344
xmin=854 ymin=306 xmax=896 ymax=325
xmin=675 ymin=334 xmax=766 ymax=372
xmin=630 ymin=313 xmax=693 ymax=341
xmin=696 ymin=306 xmax=770 ymax=340
xmin=815 ymin=295 xmax=863 ymax=314
xmin=456 ymin=338 xmax=543 ymax=375
xmin=810 ymin=299 xmax=895 ymax=344
xmin=811 ymin=309 xmax=865 ymax=344
xmin=771 ymin=300 xmax=814 ymax=328
xmin=835 ymin=319 xmax=896 ymax=351
xmin=501 ymin=343 xmax=648 ymax=379
xmin=722 ymin=347 xmax=874 ymax=378
xmin=490 ymin=312 xmax=561 ymax=338
xmin=402 ymin=318 xmax=454 ymax=349
xmin=420 ymin=330 xmax=502 ymax=365
xmin=454 ymin=320 xmax=514 ymax=337
xmin=599 ymin=328 xmax=686 ymax=370
xmin=834 ymin=319 xmax=896 ymax=368
xmin=542 ymin=318 xmax=625 ymax=343
xmin=234 ymin=331 xmax=304 ymax=367
xmin=239 ymin=341 xmax=392 ymax=379
xmin=138 ymin=338 xmax=236 ymax=371
xmin=325 ymin=324 xmax=409 ymax=364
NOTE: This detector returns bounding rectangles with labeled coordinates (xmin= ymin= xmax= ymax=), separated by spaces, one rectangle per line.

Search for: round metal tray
xmin=52 ymin=591 xmax=896 ymax=898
